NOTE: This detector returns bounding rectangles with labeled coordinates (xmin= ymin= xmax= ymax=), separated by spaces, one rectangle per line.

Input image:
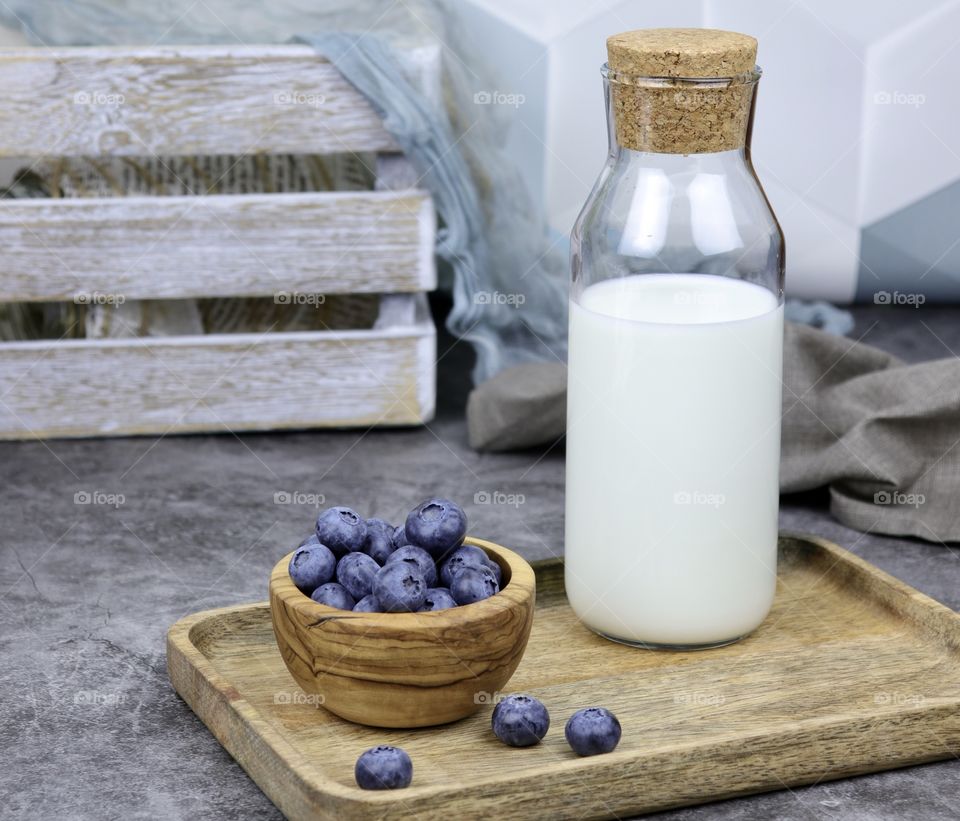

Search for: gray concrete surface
xmin=1 ymin=304 xmax=958 ymax=820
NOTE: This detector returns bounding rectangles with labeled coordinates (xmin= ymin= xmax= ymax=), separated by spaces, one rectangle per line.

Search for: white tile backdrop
xmin=450 ymin=0 xmax=960 ymax=302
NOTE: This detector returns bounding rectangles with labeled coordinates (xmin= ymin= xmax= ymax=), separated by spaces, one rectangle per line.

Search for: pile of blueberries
xmin=354 ymin=695 xmax=621 ymax=790
xmin=287 ymin=498 xmax=622 ymax=792
xmin=288 ymin=498 xmax=503 ymax=612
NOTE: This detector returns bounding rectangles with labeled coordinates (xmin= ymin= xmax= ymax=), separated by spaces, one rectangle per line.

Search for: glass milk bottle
xmin=565 ymin=29 xmax=785 ymax=649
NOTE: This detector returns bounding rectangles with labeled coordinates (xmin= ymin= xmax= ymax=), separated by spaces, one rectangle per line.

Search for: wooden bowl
xmin=269 ymin=537 xmax=536 ymax=728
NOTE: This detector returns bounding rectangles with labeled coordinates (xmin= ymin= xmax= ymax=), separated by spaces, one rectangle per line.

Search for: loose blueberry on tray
xmin=354 ymin=745 xmax=413 ymax=790
xmin=565 ymin=707 xmax=622 ymax=756
xmin=491 ymin=694 xmax=550 ymax=747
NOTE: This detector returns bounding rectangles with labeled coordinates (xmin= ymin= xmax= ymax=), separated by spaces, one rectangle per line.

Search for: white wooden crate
xmin=0 ymin=45 xmax=437 ymax=439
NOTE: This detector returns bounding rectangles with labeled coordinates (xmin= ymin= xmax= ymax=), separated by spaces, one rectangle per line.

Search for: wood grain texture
xmin=0 ymin=190 xmax=436 ymax=302
xmin=0 ymin=320 xmax=436 ymax=439
xmin=0 ymin=45 xmax=439 ymax=438
xmin=167 ymin=533 xmax=960 ymax=820
xmin=0 ymin=45 xmax=398 ymax=157
xmin=269 ymin=538 xmax=536 ymax=728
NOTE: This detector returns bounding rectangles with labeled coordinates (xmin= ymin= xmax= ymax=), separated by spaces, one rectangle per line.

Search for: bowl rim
xmin=269 ymin=536 xmax=536 ymax=630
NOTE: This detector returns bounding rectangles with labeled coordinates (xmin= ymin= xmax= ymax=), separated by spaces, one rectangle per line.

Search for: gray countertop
xmin=1 ymin=305 xmax=958 ymax=820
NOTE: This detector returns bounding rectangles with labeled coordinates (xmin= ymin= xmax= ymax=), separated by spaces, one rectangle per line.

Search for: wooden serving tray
xmin=167 ymin=533 xmax=960 ymax=820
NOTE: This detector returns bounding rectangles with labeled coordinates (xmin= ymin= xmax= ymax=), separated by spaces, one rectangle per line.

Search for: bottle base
xmin=593 ymin=629 xmax=746 ymax=651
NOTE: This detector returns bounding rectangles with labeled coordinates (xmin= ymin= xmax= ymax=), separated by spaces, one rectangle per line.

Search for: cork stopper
xmin=605 ymin=28 xmax=759 ymax=155
xmin=607 ymin=29 xmax=757 ymax=79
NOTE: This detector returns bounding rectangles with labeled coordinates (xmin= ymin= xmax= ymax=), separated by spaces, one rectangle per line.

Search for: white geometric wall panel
xmin=449 ymin=0 xmax=702 ymax=248
xmin=451 ymin=0 xmax=960 ymax=302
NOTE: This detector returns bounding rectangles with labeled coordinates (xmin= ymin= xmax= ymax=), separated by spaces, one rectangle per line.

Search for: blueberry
xmin=354 ymin=745 xmax=413 ymax=790
xmin=392 ymin=525 xmax=409 ymax=549
xmin=288 ymin=543 xmax=337 ymax=595
xmin=363 ymin=518 xmax=396 ymax=565
xmin=310 ymin=582 xmax=356 ymax=610
xmin=336 ymin=552 xmax=380 ymax=600
xmin=315 ymin=506 xmax=368 ymax=557
xmin=385 ymin=545 xmax=438 ymax=587
xmin=404 ymin=498 xmax=467 ymax=559
xmin=491 ymin=694 xmax=550 ymax=747
xmin=564 ymin=707 xmax=622 ymax=756
xmin=353 ymin=594 xmax=382 ymax=613
xmin=366 ymin=539 xmax=395 ymax=566
xmin=299 ymin=533 xmax=320 ymax=548
xmin=373 ymin=562 xmax=427 ymax=612
xmin=450 ymin=565 xmax=499 ymax=605
xmin=484 ymin=557 xmax=503 ymax=586
xmin=417 ymin=588 xmax=458 ymax=612
xmin=439 ymin=545 xmax=491 ymax=588
xmin=367 ymin=517 xmax=393 ymax=536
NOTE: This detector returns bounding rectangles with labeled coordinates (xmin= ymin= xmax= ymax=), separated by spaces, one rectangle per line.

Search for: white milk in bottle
xmin=565 ymin=275 xmax=782 ymax=646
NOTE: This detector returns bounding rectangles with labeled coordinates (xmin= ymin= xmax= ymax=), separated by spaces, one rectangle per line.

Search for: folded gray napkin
xmin=467 ymin=321 xmax=960 ymax=543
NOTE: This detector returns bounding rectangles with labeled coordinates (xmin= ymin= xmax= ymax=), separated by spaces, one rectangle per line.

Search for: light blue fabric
xmin=784 ymin=299 xmax=854 ymax=336
xmin=293 ymin=32 xmax=497 ymax=373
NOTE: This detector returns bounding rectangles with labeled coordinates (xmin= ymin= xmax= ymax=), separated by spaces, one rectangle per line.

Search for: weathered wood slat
xmin=0 ymin=190 xmax=436 ymax=302
xmin=0 ymin=45 xmax=398 ymax=157
xmin=0 ymin=321 xmax=436 ymax=438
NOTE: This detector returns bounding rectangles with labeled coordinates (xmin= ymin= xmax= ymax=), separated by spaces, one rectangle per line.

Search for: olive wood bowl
xmin=269 ymin=537 xmax=536 ymax=728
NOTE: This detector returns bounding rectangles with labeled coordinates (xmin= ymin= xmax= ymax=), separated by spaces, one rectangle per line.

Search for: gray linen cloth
xmin=468 ymin=321 xmax=960 ymax=543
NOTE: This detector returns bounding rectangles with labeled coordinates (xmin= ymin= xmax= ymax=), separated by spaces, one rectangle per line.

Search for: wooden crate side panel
xmin=0 ymin=190 xmax=437 ymax=302
xmin=0 ymin=326 xmax=436 ymax=438
xmin=0 ymin=45 xmax=397 ymax=157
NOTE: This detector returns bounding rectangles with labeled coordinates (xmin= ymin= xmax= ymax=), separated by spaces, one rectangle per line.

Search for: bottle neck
xmin=602 ymin=69 xmax=758 ymax=158
xmin=605 ymin=146 xmax=752 ymax=175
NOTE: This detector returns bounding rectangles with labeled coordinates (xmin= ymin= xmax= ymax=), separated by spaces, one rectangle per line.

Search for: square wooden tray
xmin=166 ymin=532 xmax=960 ymax=819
